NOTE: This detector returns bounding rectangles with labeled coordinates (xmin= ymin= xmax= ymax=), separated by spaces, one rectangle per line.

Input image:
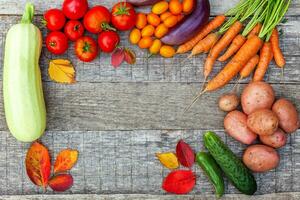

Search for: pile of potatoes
xmin=219 ymin=81 xmax=299 ymax=173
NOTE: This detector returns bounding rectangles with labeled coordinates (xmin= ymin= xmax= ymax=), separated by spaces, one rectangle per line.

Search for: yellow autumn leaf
xmin=156 ymin=152 xmax=179 ymax=169
xmin=48 ymin=59 xmax=76 ymax=84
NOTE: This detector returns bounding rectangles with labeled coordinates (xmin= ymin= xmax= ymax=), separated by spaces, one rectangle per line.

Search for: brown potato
xmin=224 ymin=111 xmax=257 ymax=144
xmin=259 ymin=128 xmax=287 ymax=148
xmin=241 ymin=81 xmax=275 ymax=115
xmin=247 ymin=109 xmax=279 ymax=135
xmin=243 ymin=144 xmax=280 ymax=172
xmin=218 ymin=93 xmax=240 ymax=112
xmin=272 ymin=98 xmax=299 ymax=134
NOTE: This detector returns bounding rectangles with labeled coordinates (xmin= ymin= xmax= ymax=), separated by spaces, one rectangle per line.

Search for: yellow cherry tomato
xmin=129 ymin=28 xmax=142 ymax=44
xmin=160 ymin=45 xmax=176 ymax=58
xmin=149 ymin=39 xmax=162 ymax=55
xmin=163 ymin=15 xmax=178 ymax=28
xmin=155 ymin=24 xmax=169 ymax=38
xmin=141 ymin=25 xmax=155 ymax=37
xmin=147 ymin=13 xmax=161 ymax=27
xmin=152 ymin=1 xmax=169 ymax=15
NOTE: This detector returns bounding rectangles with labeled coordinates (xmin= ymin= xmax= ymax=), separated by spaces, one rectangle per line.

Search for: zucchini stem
xmin=21 ymin=3 xmax=35 ymax=24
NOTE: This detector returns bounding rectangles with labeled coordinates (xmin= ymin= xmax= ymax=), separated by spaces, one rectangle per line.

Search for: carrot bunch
xmin=185 ymin=0 xmax=291 ymax=111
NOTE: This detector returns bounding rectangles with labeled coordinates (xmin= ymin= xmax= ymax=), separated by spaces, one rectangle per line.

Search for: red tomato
xmin=46 ymin=31 xmax=69 ymax=55
xmin=75 ymin=36 xmax=98 ymax=62
xmin=111 ymin=2 xmax=136 ymax=31
xmin=62 ymin=0 xmax=88 ymax=20
xmin=44 ymin=9 xmax=66 ymax=31
xmin=64 ymin=20 xmax=85 ymax=41
xmin=98 ymin=31 xmax=120 ymax=53
xmin=83 ymin=6 xmax=112 ymax=34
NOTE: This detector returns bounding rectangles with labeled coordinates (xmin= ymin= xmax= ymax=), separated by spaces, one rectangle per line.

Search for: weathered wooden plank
xmin=0 ymin=82 xmax=298 ymax=131
xmin=1 ymin=16 xmax=299 ymax=84
xmin=1 ymin=193 xmax=300 ymax=200
xmin=0 ymin=0 xmax=299 ymax=16
xmin=0 ymin=130 xmax=299 ymax=195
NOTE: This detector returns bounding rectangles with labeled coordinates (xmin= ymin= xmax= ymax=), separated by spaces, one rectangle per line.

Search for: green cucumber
xmin=203 ymin=131 xmax=257 ymax=195
xmin=196 ymin=152 xmax=224 ymax=198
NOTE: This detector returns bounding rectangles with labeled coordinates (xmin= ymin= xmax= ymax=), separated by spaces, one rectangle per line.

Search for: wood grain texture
xmin=0 ymin=82 xmax=298 ymax=131
xmin=0 ymin=16 xmax=300 ymax=84
xmin=0 ymin=0 xmax=299 ymax=16
xmin=0 ymin=130 xmax=299 ymax=195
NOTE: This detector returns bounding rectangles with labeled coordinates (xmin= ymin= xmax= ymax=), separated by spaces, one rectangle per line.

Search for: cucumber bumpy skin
xmin=196 ymin=152 xmax=225 ymax=198
xmin=203 ymin=131 xmax=257 ymax=195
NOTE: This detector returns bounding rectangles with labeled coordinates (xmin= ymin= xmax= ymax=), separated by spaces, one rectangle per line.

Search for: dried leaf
xmin=48 ymin=59 xmax=76 ymax=84
xmin=49 ymin=174 xmax=73 ymax=192
xmin=54 ymin=149 xmax=79 ymax=174
xmin=25 ymin=142 xmax=51 ymax=188
xmin=124 ymin=48 xmax=136 ymax=65
xmin=176 ymin=139 xmax=195 ymax=168
xmin=156 ymin=152 xmax=179 ymax=170
xmin=162 ymin=170 xmax=196 ymax=194
xmin=111 ymin=48 xmax=125 ymax=68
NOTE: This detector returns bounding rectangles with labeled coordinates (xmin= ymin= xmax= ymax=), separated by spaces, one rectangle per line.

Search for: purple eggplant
xmin=127 ymin=0 xmax=160 ymax=6
xmin=161 ymin=0 xmax=210 ymax=46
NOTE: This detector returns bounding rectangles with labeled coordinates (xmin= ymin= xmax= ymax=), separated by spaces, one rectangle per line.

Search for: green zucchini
xmin=196 ymin=152 xmax=224 ymax=198
xmin=3 ymin=3 xmax=46 ymax=142
xmin=203 ymin=131 xmax=257 ymax=195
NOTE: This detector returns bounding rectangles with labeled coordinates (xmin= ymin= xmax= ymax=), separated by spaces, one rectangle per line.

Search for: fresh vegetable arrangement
xmin=129 ymin=0 xmax=210 ymax=58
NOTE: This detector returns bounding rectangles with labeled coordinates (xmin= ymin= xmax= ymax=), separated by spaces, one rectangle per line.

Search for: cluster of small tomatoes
xmin=44 ymin=0 xmax=136 ymax=62
xmin=129 ymin=0 xmax=194 ymax=58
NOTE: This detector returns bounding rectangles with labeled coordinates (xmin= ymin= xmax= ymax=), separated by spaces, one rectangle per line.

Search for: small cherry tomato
xmin=141 ymin=24 xmax=155 ymax=37
xmin=64 ymin=20 xmax=85 ymax=41
xmin=44 ymin=9 xmax=66 ymax=31
xmin=169 ymin=0 xmax=183 ymax=15
xmin=129 ymin=28 xmax=142 ymax=44
xmin=138 ymin=37 xmax=153 ymax=49
xmin=63 ymin=0 xmax=88 ymax=20
xmin=46 ymin=31 xmax=69 ymax=55
xmin=98 ymin=31 xmax=120 ymax=53
xmin=152 ymin=1 xmax=169 ymax=15
xmin=147 ymin=13 xmax=161 ymax=27
xmin=160 ymin=45 xmax=175 ymax=58
xmin=83 ymin=6 xmax=112 ymax=34
xmin=155 ymin=24 xmax=168 ymax=38
xmin=149 ymin=39 xmax=162 ymax=55
xmin=160 ymin=12 xmax=172 ymax=21
xmin=136 ymin=13 xmax=147 ymax=29
xmin=75 ymin=36 xmax=98 ymax=62
xmin=111 ymin=2 xmax=136 ymax=31
xmin=183 ymin=0 xmax=195 ymax=14
xmin=163 ymin=15 xmax=178 ymax=28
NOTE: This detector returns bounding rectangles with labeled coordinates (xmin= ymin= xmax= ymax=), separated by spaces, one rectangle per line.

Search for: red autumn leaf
xmin=162 ymin=170 xmax=196 ymax=194
xmin=124 ymin=48 xmax=136 ymax=65
xmin=49 ymin=174 xmax=73 ymax=192
xmin=111 ymin=48 xmax=125 ymax=68
xmin=176 ymin=139 xmax=195 ymax=168
xmin=25 ymin=142 xmax=51 ymax=188
xmin=54 ymin=149 xmax=79 ymax=174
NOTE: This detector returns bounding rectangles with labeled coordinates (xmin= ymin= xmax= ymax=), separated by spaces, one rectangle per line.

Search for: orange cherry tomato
xmin=163 ymin=15 xmax=178 ymax=28
xmin=149 ymin=39 xmax=162 ymax=55
xmin=169 ymin=0 xmax=183 ymax=15
xmin=138 ymin=37 xmax=153 ymax=49
xmin=160 ymin=11 xmax=172 ymax=21
xmin=129 ymin=28 xmax=142 ymax=44
xmin=160 ymin=45 xmax=176 ymax=58
xmin=152 ymin=1 xmax=169 ymax=15
xmin=147 ymin=13 xmax=161 ymax=27
xmin=183 ymin=0 xmax=195 ymax=14
xmin=136 ymin=13 xmax=147 ymax=29
xmin=155 ymin=24 xmax=169 ymax=38
xmin=141 ymin=24 xmax=155 ymax=37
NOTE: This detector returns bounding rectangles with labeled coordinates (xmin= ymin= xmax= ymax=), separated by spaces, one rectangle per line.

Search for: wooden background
xmin=0 ymin=0 xmax=299 ymax=199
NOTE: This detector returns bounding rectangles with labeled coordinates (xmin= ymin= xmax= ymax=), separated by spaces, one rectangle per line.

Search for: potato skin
xmin=272 ymin=99 xmax=299 ymax=134
xmin=243 ymin=144 xmax=280 ymax=172
xmin=259 ymin=128 xmax=287 ymax=148
xmin=247 ymin=109 xmax=279 ymax=135
xmin=241 ymin=82 xmax=275 ymax=115
xmin=224 ymin=111 xmax=257 ymax=144
xmin=218 ymin=93 xmax=240 ymax=112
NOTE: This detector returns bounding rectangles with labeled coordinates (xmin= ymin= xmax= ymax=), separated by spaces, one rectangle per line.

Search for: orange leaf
xmin=54 ymin=149 xmax=79 ymax=174
xmin=49 ymin=174 xmax=73 ymax=192
xmin=25 ymin=142 xmax=51 ymax=188
xmin=48 ymin=59 xmax=76 ymax=84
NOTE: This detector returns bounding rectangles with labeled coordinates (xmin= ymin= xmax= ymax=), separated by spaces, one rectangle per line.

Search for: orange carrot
xmin=270 ymin=28 xmax=285 ymax=67
xmin=247 ymin=23 xmax=262 ymax=39
xmin=206 ymin=35 xmax=263 ymax=91
xmin=189 ymin=33 xmax=219 ymax=57
xmin=253 ymin=42 xmax=273 ymax=82
xmin=204 ymin=21 xmax=243 ymax=79
xmin=240 ymin=54 xmax=260 ymax=79
xmin=218 ymin=34 xmax=246 ymax=61
xmin=176 ymin=15 xmax=226 ymax=54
